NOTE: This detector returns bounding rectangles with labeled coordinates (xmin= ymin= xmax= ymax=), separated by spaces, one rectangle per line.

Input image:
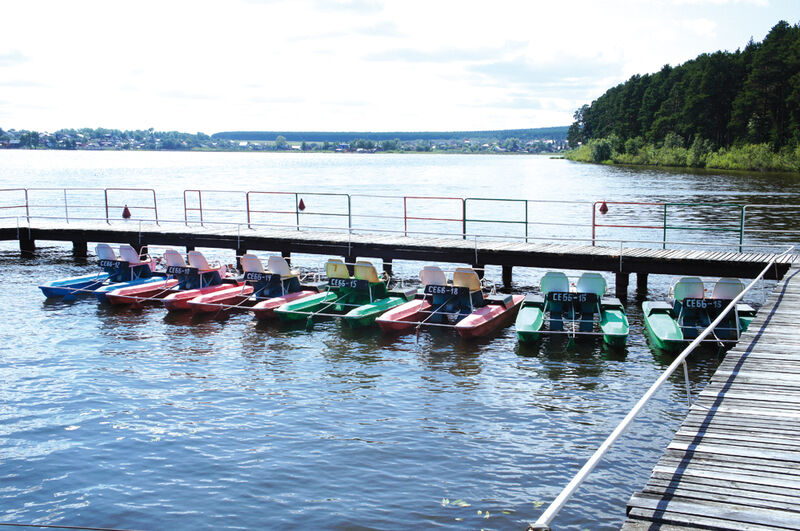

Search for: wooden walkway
xmin=623 ymin=264 xmax=800 ymax=530
xmin=0 ymin=221 xmax=795 ymax=292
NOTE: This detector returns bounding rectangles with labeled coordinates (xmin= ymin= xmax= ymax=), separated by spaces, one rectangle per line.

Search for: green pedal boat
xmin=274 ymin=258 xmax=414 ymax=328
xmin=642 ymin=277 xmax=756 ymax=353
xmin=516 ymin=272 xmax=629 ymax=347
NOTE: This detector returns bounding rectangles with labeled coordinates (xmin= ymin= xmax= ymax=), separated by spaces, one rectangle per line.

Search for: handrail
xmin=529 ymin=245 xmax=796 ymax=530
xmin=246 ymin=191 xmax=351 ymax=230
xmin=3 ymin=187 xmax=800 ymax=250
xmin=402 ymin=195 xmax=464 ymax=238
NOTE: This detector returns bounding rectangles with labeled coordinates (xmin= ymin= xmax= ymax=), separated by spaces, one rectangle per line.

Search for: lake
xmin=1 ymin=151 xmax=798 ymax=530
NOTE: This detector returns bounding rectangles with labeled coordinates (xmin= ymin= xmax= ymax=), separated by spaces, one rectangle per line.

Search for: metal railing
xmin=245 ymin=191 xmax=351 ymax=231
xmin=12 ymin=187 xmax=159 ymax=226
xmin=3 ymin=187 xmax=800 ymax=250
xmin=529 ymin=245 xmax=795 ymax=530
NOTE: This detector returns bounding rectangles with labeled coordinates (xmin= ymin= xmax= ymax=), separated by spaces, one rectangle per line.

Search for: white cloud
xmin=0 ymin=0 xmax=791 ymax=132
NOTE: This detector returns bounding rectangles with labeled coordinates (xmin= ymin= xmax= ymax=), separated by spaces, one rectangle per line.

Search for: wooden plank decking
xmin=0 ymin=220 xmax=795 ymax=281
xmin=623 ymin=264 xmax=800 ymax=530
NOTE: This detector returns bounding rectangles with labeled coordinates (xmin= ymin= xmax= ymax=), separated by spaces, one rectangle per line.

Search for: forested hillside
xmin=566 ymin=20 xmax=800 ymax=172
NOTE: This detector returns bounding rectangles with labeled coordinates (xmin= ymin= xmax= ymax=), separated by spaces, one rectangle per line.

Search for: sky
xmin=0 ymin=0 xmax=796 ymax=134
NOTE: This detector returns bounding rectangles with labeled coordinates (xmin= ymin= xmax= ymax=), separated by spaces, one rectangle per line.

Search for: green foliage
xmin=274 ymin=135 xmax=287 ymax=149
xmin=569 ymin=20 xmax=800 ymax=152
xmin=380 ymin=139 xmax=399 ymax=151
xmin=624 ymin=136 xmax=644 ymax=155
xmin=589 ymin=139 xmax=612 ymax=162
xmin=567 ymin=138 xmax=800 ymax=172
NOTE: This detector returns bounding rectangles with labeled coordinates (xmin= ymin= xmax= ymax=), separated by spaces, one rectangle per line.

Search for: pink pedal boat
xmin=248 ymin=255 xmax=319 ymax=320
xmin=188 ymin=254 xmax=318 ymax=316
xmin=107 ymin=249 xmax=231 ymax=306
xmin=376 ymin=266 xmax=523 ymax=339
xmin=160 ymin=250 xmax=241 ymax=311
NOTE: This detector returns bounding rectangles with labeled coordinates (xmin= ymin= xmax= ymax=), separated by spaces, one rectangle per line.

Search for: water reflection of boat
xmin=515 ymin=272 xmax=629 ymax=347
xmin=642 ymin=277 xmax=756 ymax=352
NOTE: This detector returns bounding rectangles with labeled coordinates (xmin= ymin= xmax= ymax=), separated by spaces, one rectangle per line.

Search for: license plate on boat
xmin=244 ymin=272 xmax=275 ymax=282
xmin=684 ymin=298 xmax=726 ymax=310
xmin=329 ymin=278 xmax=369 ymax=290
xmin=166 ymin=266 xmax=197 ymax=276
xmin=424 ymin=285 xmax=469 ymax=296
xmin=546 ymin=292 xmax=597 ymax=304
xmin=99 ymin=259 xmax=120 ymax=268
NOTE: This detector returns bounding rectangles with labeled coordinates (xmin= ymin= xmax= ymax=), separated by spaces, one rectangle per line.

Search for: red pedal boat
xmin=248 ymin=255 xmax=319 ymax=320
xmin=376 ymin=266 xmax=523 ymax=338
xmin=107 ymin=249 xmax=231 ymax=306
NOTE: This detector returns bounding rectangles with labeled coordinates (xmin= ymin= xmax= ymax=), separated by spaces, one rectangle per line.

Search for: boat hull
xmin=642 ymin=301 xmax=685 ymax=352
xmin=106 ymin=279 xmax=180 ymax=305
xmin=343 ymin=296 xmax=409 ymax=328
xmin=456 ymin=295 xmax=524 ymax=339
xmin=189 ymin=285 xmax=254 ymax=314
xmin=39 ymin=272 xmax=110 ymax=298
xmin=376 ymin=299 xmax=432 ymax=333
xmin=274 ymin=292 xmax=339 ymax=322
xmin=94 ymin=277 xmax=170 ymax=303
xmin=516 ymin=300 xmax=545 ymax=343
xmin=163 ymin=282 xmax=244 ymax=312
xmin=599 ymin=304 xmax=630 ymax=347
xmin=250 ymin=290 xmax=319 ymax=320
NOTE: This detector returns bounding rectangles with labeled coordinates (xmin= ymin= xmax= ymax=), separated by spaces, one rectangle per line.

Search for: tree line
xmin=566 ymin=20 xmax=800 ymax=172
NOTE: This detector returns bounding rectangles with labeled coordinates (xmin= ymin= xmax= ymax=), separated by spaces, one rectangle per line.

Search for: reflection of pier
xmin=1 ymin=221 xmax=796 ymax=299
xmin=624 ymin=265 xmax=800 ymax=529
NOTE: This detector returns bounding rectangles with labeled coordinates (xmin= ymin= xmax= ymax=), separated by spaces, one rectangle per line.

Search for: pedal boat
xmin=106 ymin=250 xmax=230 ymax=306
xmin=152 ymin=250 xmax=241 ymax=310
xmin=274 ymin=259 xmax=413 ymax=328
xmin=642 ymin=277 xmax=756 ymax=353
xmin=515 ymin=272 xmax=629 ymax=346
xmin=188 ymin=254 xmax=318 ymax=315
xmin=40 ymin=243 xmax=155 ymax=299
xmin=249 ymin=255 xmax=322 ymax=320
xmin=90 ymin=244 xmax=166 ymax=303
xmin=376 ymin=265 xmax=523 ymax=338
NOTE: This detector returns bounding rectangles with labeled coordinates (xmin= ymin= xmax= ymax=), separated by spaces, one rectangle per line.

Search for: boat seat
xmin=96 ymin=243 xmax=117 ymax=261
xmin=540 ymin=271 xmax=569 ymax=296
xmin=453 ymin=268 xmax=481 ymax=292
xmin=524 ymin=293 xmax=544 ymax=305
xmin=486 ymin=293 xmax=514 ymax=309
xmin=711 ymin=277 xmax=744 ymax=300
xmin=163 ymin=249 xmax=187 ymax=268
xmin=267 ymin=256 xmax=294 ymax=276
xmin=673 ymin=277 xmax=705 ymax=302
xmin=354 ymin=261 xmax=380 ymax=283
xmin=326 ymin=259 xmax=350 ymax=279
xmin=188 ymin=251 xmax=226 ymax=277
xmin=420 ymin=265 xmax=447 ymax=286
xmin=577 ymin=272 xmax=606 ymax=297
xmin=118 ymin=244 xmax=149 ymax=266
xmin=241 ymin=254 xmax=265 ymax=274
xmin=646 ymin=301 xmax=673 ymax=315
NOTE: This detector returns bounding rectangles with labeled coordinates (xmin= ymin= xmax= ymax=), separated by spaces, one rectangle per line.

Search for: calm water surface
xmin=0 ymin=152 xmax=797 ymax=530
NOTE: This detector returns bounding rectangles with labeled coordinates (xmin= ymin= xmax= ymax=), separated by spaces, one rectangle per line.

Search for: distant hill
xmin=212 ymin=127 xmax=569 ymax=143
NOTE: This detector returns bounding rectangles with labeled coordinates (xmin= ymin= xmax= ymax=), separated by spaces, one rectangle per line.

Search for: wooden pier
xmin=624 ymin=264 xmax=800 ymax=530
xmin=1 ymin=221 xmax=795 ymax=298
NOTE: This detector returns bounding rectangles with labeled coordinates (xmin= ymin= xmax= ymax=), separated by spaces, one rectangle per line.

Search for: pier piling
xmin=72 ymin=241 xmax=87 ymax=258
xmin=615 ymin=273 xmax=629 ymax=300
xmin=502 ymin=265 xmax=513 ymax=288
xmin=636 ymin=272 xmax=649 ymax=297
